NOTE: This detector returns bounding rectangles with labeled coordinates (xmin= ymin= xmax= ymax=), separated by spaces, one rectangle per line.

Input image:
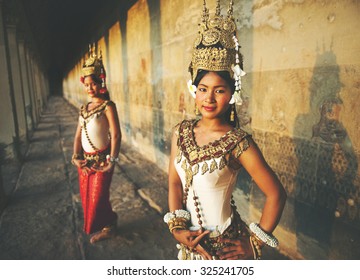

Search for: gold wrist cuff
xmin=71 ymin=153 xmax=83 ymax=165
xmin=168 ymin=217 xmax=188 ymax=233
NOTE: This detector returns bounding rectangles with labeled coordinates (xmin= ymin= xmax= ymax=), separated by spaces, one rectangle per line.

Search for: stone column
xmin=32 ymin=60 xmax=43 ymax=119
xmin=0 ymin=0 xmax=17 ymax=158
xmin=0 ymin=164 xmax=6 ymax=214
xmin=5 ymin=19 xmax=28 ymax=145
xmin=39 ymin=68 xmax=49 ymax=104
xmin=26 ymin=50 xmax=39 ymax=126
xmin=0 ymin=0 xmax=10 ymax=212
xmin=18 ymin=35 xmax=33 ymax=134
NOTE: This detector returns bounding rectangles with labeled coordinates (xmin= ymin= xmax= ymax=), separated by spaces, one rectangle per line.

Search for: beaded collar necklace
xmin=80 ymin=101 xmax=108 ymax=120
xmin=178 ymin=119 xmax=249 ymax=231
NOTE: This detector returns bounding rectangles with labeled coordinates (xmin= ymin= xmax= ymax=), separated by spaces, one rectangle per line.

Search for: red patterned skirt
xmin=78 ymin=150 xmax=117 ymax=234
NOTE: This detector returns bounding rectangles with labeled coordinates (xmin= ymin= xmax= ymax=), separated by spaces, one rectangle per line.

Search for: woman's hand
xmin=216 ymin=236 xmax=254 ymax=260
xmin=73 ymin=159 xmax=91 ymax=175
xmin=172 ymin=229 xmax=212 ymax=260
xmin=91 ymin=162 xmax=114 ymax=173
xmin=194 ymin=243 xmax=213 ymax=260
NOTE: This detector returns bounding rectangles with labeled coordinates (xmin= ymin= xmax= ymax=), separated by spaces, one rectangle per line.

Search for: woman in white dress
xmin=72 ymin=46 xmax=121 ymax=244
xmin=165 ymin=0 xmax=286 ymax=260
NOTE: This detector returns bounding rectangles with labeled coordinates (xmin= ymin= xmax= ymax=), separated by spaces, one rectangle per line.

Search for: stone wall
xmin=63 ymin=0 xmax=360 ymax=259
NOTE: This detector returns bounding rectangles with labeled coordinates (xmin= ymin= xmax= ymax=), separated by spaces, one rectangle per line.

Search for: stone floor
xmin=0 ymin=96 xmax=289 ymax=260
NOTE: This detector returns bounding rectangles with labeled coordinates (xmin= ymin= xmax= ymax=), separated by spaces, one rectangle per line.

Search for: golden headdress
xmin=188 ymin=0 xmax=245 ymax=104
xmin=81 ymin=44 xmax=107 ymax=93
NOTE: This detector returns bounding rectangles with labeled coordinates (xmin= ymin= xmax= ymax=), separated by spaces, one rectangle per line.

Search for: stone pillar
xmin=0 ymin=0 xmax=10 ymax=212
xmin=0 ymin=164 xmax=6 ymax=214
xmin=5 ymin=20 xmax=27 ymax=145
xmin=26 ymin=50 xmax=39 ymax=126
xmin=0 ymin=0 xmax=17 ymax=158
xmin=40 ymin=69 xmax=49 ymax=103
xmin=32 ymin=60 xmax=43 ymax=119
xmin=18 ymin=35 xmax=33 ymax=134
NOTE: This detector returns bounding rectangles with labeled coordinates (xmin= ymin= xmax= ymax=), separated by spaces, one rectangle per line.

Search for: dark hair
xmin=194 ymin=70 xmax=235 ymax=93
xmin=193 ymin=70 xmax=239 ymax=128
xmin=85 ymin=74 xmax=110 ymax=101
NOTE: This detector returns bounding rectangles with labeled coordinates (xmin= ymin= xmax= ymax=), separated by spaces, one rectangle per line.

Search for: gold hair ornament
xmin=188 ymin=0 xmax=246 ymax=105
xmin=81 ymin=43 xmax=107 ymax=93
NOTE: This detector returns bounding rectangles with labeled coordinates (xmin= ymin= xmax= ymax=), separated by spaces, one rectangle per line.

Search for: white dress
xmin=79 ymin=101 xmax=111 ymax=153
xmin=173 ymin=119 xmax=250 ymax=259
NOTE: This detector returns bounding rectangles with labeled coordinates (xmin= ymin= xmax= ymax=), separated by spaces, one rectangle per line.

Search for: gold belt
xmin=83 ymin=147 xmax=109 ymax=165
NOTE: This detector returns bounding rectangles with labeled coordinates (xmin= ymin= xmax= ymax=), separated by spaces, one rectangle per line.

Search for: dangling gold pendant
xmin=176 ymin=149 xmax=182 ymax=163
xmin=230 ymin=105 xmax=235 ymax=122
xmin=219 ymin=156 xmax=226 ymax=170
xmin=195 ymin=105 xmax=200 ymax=115
xmin=201 ymin=161 xmax=209 ymax=174
xmin=209 ymin=159 xmax=218 ymax=173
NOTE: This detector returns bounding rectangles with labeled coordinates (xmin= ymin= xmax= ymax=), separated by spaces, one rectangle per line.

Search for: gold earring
xmin=195 ymin=104 xmax=200 ymax=115
xmin=230 ymin=104 xmax=235 ymax=122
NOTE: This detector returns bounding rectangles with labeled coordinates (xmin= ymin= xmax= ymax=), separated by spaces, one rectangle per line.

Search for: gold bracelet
xmin=71 ymin=153 xmax=83 ymax=165
xmin=168 ymin=222 xmax=187 ymax=233
xmin=168 ymin=217 xmax=188 ymax=233
xmin=169 ymin=225 xmax=187 ymax=233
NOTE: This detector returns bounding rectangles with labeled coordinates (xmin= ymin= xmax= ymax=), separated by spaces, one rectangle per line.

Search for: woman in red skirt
xmin=72 ymin=45 xmax=121 ymax=244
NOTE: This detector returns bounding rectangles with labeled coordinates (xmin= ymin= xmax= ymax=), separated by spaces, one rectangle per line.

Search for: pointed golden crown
xmin=81 ymin=43 xmax=104 ymax=78
xmin=189 ymin=0 xmax=242 ymax=82
xmin=81 ymin=43 xmax=107 ymax=93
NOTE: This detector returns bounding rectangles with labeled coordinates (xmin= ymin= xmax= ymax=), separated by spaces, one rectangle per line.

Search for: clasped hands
xmin=172 ymin=228 xmax=254 ymax=260
xmin=72 ymin=159 xmax=114 ymax=175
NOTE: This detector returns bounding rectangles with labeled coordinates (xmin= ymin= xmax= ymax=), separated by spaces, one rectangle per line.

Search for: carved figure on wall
xmin=270 ymin=98 xmax=287 ymax=132
xmin=294 ymin=43 xmax=359 ymax=259
xmin=237 ymin=95 xmax=252 ymax=129
xmin=312 ymin=98 xmax=346 ymax=144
